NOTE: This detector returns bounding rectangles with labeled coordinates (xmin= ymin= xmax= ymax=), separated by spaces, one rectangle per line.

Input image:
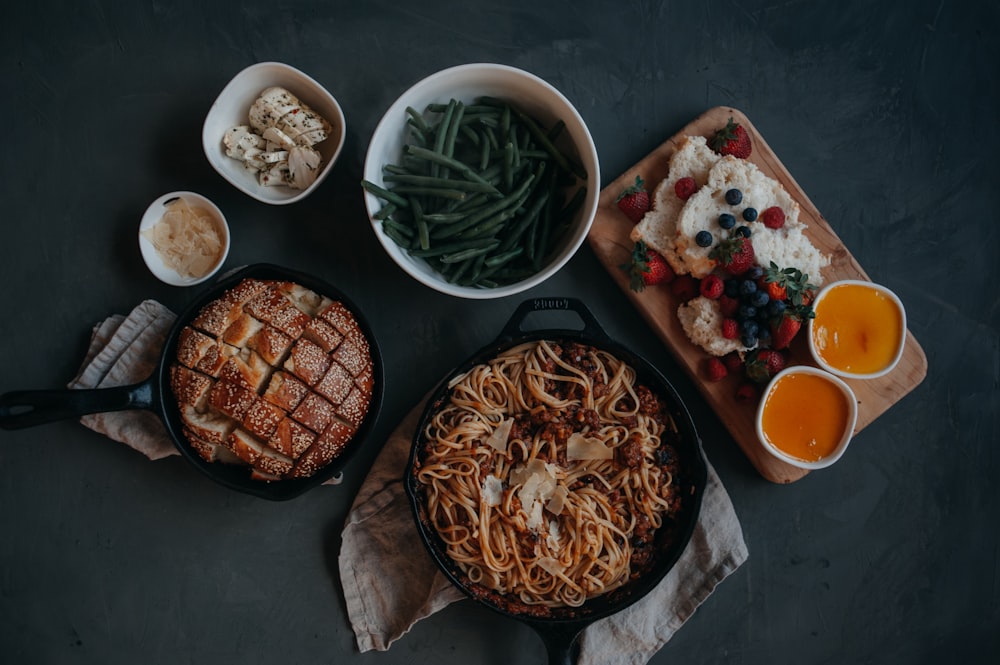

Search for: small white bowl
xmin=755 ymin=365 xmax=858 ymax=470
xmin=139 ymin=191 xmax=230 ymax=286
xmin=807 ymin=279 xmax=907 ymax=380
xmin=202 ymin=62 xmax=346 ymax=205
xmin=363 ymin=63 xmax=600 ymax=299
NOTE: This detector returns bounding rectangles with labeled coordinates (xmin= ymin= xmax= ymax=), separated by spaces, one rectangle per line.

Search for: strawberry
xmin=761 ymin=206 xmax=785 ymax=229
xmin=763 ymin=262 xmax=817 ymax=314
xmin=669 ymin=274 xmax=699 ymax=302
xmin=770 ymin=314 xmax=802 ymax=350
xmin=620 ymin=241 xmax=674 ymax=292
xmin=745 ymin=349 xmax=786 ymax=383
xmin=710 ymin=116 xmax=752 ymax=159
xmin=700 ymin=274 xmax=724 ymax=299
xmin=674 ymin=176 xmax=697 ymax=201
xmin=757 ymin=275 xmax=787 ymax=302
xmin=704 ymin=357 xmax=728 ymax=382
xmin=721 ymin=318 xmax=740 ymax=340
xmin=709 ymin=233 xmax=756 ymax=275
xmin=616 ymin=176 xmax=650 ymax=223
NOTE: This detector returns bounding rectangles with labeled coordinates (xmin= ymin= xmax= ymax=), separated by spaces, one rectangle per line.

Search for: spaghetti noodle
xmin=414 ymin=339 xmax=685 ymax=611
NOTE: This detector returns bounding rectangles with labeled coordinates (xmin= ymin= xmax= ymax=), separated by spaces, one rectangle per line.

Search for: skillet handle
xmin=499 ymin=297 xmax=612 ymax=345
xmin=0 ymin=380 xmax=156 ymax=430
xmin=532 ymin=622 xmax=582 ymax=665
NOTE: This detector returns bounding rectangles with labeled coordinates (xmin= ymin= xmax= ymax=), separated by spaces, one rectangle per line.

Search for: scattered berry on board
xmin=669 ymin=274 xmax=699 ymax=301
xmin=616 ymin=176 xmax=650 ymax=223
xmin=620 ymin=241 xmax=674 ymax=292
xmin=710 ymin=116 xmax=752 ymax=159
xmin=704 ymin=357 xmax=728 ymax=382
xmin=700 ymin=274 xmax=724 ymax=299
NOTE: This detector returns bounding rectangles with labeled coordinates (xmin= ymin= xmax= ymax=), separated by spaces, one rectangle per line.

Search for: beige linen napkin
xmin=339 ymin=399 xmax=749 ymax=664
xmin=67 ymin=299 xmax=345 ymax=484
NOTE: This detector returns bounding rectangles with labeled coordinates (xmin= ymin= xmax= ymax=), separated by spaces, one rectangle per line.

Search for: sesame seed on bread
xmin=169 ymin=278 xmax=375 ymax=482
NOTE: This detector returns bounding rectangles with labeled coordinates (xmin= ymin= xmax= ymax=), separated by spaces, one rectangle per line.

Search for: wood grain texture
xmin=588 ymin=107 xmax=928 ymax=484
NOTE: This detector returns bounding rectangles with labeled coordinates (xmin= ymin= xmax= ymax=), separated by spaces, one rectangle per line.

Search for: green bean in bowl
xmin=362 ymin=64 xmax=600 ymax=299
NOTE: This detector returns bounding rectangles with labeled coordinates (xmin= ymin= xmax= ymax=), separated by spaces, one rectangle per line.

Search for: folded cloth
xmin=339 ymin=398 xmax=749 ymax=664
xmin=67 ymin=300 xmax=346 ymax=484
xmin=68 ymin=299 xmax=179 ymax=460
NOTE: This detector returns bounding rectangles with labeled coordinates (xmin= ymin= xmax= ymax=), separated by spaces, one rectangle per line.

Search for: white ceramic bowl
xmin=139 ymin=191 xmax=230 ymax=286
xmin=755 ymin=365 xmax=859 ymax=470
xmin=807 ymin=279 xmax=907 ymax=380
xmin=202 ymin=62 xmax=346 ymax=205
xmin=363 ymin=63 xmax=600 ymax=299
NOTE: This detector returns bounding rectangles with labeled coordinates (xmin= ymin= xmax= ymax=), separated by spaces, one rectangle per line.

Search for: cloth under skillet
xmin=339 ymin=396 xmax=749 ymax=664
xmin=66 ymin=299 xmax=341 ymax=484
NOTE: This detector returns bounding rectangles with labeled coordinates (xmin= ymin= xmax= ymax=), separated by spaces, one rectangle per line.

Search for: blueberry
xmin=724 ymin=279 xmax=740 ymax=298
xmin=751 ymin=290 xmax=770 ymax=308
xmin=743 ymin=207 xmax=758 ymax=222
xmin=768 ymin=299 xmax=786 ymax=317
xmin=757 ymin=327 xmax=772 ymax=345
xmin=739 ymin=280 xmax=757 ymax=296
xmin=741 ymin=332 xmax=759 ymax=349
xmin=695 ymin=230 xmax=713 ymax=247
xmin=735 ymin=225 xmax=752 ymax=238
xmin=739 ymin=304 xmax=758 ymax=320
xmin=756 ymin=306 xmax=772 ymax=322
xmin=741 ymin=319 xmax=759 ymax=336
xmin=718 ymin=213 xmax=736 ymax=230
xmin=746 ymin=265 xmax=764 ymax=280
xmin=725 ymin=188 xmax=743 ymax=205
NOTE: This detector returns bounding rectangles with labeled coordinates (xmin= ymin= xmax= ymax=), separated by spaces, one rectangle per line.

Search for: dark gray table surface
xmin=2 ymin=1 xmax=997 ymax=663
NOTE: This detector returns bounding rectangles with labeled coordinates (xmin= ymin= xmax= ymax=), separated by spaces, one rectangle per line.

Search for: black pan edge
xmin=404 ymin=300 xmax=707 ymax=629
xmin=157 ymin=263 xmax=386 ymax=501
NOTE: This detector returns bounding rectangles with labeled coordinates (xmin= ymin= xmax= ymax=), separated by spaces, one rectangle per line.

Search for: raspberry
xmin=700 ymin=274 xmax=724 ymax=299
xmin=674 ymin=176 xmax=697 ymax=200
xmin=704 ymin=357 xmax=728 ymax=382
xmin=670 ymin=274 xmax=699 ymax=302
xmin=722 ymin=351 xmax=743 ymax=374
xmin=735 ymin=382 xmax=758 ymax=403
xmin=721 ymin=318 xmax=740 ymax=340
xmin=718 ymin=294 xmax=740 ymax=318
xmin=761 ymin=206 xmax=785 ymax=229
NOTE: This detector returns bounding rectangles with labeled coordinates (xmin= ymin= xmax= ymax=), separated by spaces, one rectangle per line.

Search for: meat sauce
xmin=415 ymin=339 xmax=690 ymax=619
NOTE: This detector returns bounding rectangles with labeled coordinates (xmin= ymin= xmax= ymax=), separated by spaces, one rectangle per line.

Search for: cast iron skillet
xmin=0 ymin=263 xmax=384 ymax=501
xmin=405 ymin=297 xmax=707 ymax=665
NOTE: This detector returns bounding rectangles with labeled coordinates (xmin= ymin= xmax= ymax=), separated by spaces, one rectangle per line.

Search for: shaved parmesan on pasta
xmin=482 ymin=475 xmax=504 ymax=507
xmin=537 ymin=557 xmax=563 ymax=575
xmin=566 ymin=432 xmax=614 ymax=460
xmin=484 ymin=418 xmax=513 ymax=453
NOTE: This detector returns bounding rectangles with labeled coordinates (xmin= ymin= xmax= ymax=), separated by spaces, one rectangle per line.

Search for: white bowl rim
xmin=755 ymin=365 xmax=859 ymax=470
xmin=807 ymin=278 xmax=907 ymax=380
xmin=138 ymin=191 xmax=231 ymax=287
xmin=202 ymin=61 xmax=346 ymax=206
xmin=363 ymin=62 xmax=600 ymax=299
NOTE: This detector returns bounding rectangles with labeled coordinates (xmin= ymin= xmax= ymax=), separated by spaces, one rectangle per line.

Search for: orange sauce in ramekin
xmin=810 ymin=282 xmax=904 ymax=376
xmin=760 ymin=372 xmax=852 ymax=463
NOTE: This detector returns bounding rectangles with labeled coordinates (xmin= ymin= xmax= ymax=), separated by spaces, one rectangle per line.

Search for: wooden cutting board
xmin=587 ymin=107 xmax=928 ymax=483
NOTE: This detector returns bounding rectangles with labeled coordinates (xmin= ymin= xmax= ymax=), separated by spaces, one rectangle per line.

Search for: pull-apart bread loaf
xmin=169 ymin=278 xmax=375 ymax=481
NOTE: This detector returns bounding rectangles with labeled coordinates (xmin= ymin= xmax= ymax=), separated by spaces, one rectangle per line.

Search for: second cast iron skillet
xmin=405 ymin=297 xmax=707 ymax=664
xmin=0 ymin=263 xmax=385 ymax=501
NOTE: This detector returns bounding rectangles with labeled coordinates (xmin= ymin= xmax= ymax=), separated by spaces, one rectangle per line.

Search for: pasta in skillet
xmin=414 ymin=339 xmax=685 ymax=611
